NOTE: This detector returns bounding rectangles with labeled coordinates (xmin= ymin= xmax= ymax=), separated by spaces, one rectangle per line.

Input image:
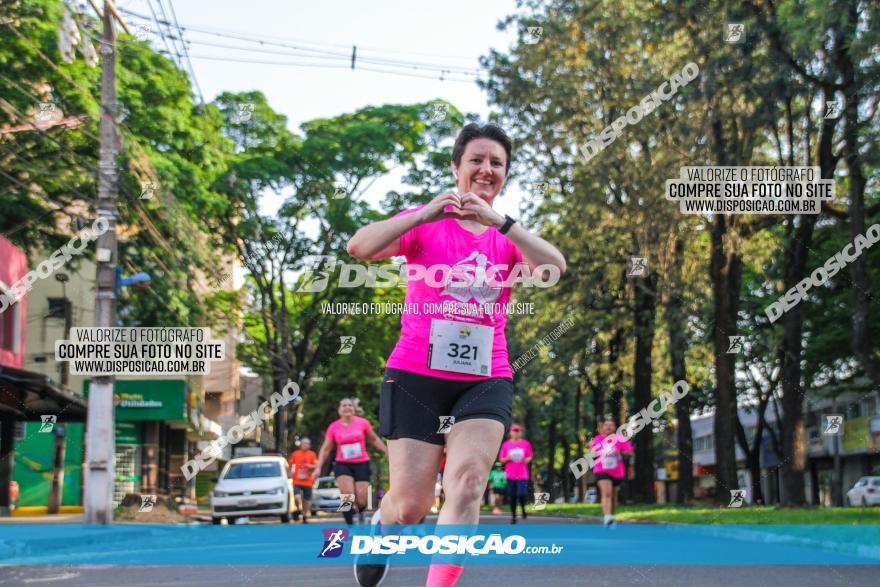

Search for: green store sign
xmin=84 ymin=379 xmax=187 ymax=422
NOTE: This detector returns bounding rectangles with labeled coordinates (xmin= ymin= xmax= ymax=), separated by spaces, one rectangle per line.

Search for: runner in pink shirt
xmin=499 ymin=424 xmax=533 ymax=524
xmin=315 ymin=398 xmax=387 ymax=525
xmin=346 ymin=123 xmax=566 ymax=587
xmin=590 ymin=418 xmax=634 ymax=528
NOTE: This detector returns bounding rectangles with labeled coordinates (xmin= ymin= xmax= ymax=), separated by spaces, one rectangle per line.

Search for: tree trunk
xmin=710 ymin=214 xmax=742 ymax=506
xmin=608 ymin=328 xmax=626 ymax=428
xmin=665 ymin=236 xmax=694 ymax=504
xmin=546 ymin=417 xmax=557 ymax=499
xmin=734 ymin=416 xmax=764 ymax=505
xmin=632 ymin=272 xmax=658 ymax=504
xmin=839 ymin=24 xmax=880 ymax=384
xmin=575 ymin=380 xmax=587 ymax=501
xmin=779 ymin=82 xmax=839 ymax=505
xmin=561 ymin=438 xmax=572 ymax=502
xmin=780 ymin=213 xmax=816 ymax=506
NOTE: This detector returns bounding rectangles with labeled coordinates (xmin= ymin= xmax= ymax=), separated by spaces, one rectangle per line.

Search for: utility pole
xmin=47 ymin=425 xmax=66 ymax=514
xmin=275 ymin=380 xmax=286 ymax=455
xmin=85 ymin=0 xmax=125 ymax=525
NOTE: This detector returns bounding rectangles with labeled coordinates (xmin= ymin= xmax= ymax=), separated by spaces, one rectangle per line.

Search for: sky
xmin=115 ymin=0 xmax=528 ymax=221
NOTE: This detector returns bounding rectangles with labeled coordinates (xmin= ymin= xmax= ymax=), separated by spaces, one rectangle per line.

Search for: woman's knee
xmin=390 ymin=494 xmax=432 ymax=524
xmin=444 ymin=464 xmax=490 ymax=503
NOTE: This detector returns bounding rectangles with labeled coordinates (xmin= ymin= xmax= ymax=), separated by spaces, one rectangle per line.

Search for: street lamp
xmin=115 ymin=270 xmax=151 ymax=298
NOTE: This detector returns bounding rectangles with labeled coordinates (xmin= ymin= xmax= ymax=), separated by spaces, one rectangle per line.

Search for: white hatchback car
xmin=312 ymin=475 xmax=342 ymax=512
xmin=211 ymin=456 xmax=296 ymax=524
xmin=846 ymin=476 xmax=880 ymax=507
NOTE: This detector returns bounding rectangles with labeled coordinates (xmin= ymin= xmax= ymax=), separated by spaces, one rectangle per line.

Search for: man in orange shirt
xmin=289 ymin=437 xmax=318 ymax=523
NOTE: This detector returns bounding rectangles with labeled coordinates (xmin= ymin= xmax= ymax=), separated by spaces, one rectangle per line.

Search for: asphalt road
xmin=0 ymin=513 xmax=876 ymax=586
xmin=2 ymin=562 xmax=876 ymax=586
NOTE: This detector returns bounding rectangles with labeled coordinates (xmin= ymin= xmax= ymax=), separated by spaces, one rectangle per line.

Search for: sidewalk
xmin=0 ymin=511 xmax=84 ymax=524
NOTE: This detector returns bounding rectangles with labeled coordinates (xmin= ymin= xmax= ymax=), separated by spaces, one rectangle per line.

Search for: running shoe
xmin=358 ymin=509 xmax=366 ymax=525
xmin=354 ymin=509 xmax=389 ymax=587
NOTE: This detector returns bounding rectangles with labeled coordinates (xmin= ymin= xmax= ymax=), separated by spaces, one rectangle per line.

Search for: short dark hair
xmin=451 ymin=123 xmax=512 ymax=173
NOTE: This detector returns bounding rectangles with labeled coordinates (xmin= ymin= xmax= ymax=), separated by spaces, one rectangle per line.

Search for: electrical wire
xmin=186 ymin=53 xmax=480 ymax=83
xmin=116 ymin=6 xmax=478 ymax=63
xmin=115 ymin=6 xmax=484 ymax=82
xmin=163 ymin=0 xmax=203 ymax=102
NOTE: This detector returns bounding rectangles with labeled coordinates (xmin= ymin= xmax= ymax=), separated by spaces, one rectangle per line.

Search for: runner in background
xmin=315 ymin=398 xmax=387 ymax=525
xmin=489 ymin=461 xmax=506 ymax=515
xmin=288 ymin=437 xmax=317 ymax=523
xmin=499 ymin=424 xmax=533 ymax=524
xmin=590 ymin=418 xmax=633 ymax=527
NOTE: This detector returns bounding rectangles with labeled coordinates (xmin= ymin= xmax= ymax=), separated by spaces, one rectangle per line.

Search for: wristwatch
xmin=499 ymin=214 xmax=516 ymax=235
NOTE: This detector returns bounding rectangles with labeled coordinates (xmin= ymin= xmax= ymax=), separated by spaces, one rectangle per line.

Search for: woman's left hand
xmin=459 ymin=192 xmax=504 ymax=228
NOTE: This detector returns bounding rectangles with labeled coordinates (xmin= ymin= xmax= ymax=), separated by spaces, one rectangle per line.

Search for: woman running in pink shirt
xmin=347 ymin=123 xmax=566 ymax=587
xmin=315 ymin=398 xmax=388 ymax=526
xmin=499 ymin=424 xmax=533 ymax=524
xmin=590 ymin=418 xmax=633 ymax=528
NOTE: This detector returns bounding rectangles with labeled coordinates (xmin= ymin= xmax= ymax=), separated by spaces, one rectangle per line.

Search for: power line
xmin=178 ymin=30 xmax=483 ymax=76
xmin=144 ymin=0 xmax=179 ymax=64
xmin=162 ymin=0 xmax=203 ymax=102
xmin=116 ymin=6 xmax=478 ymax=63
xmin=0 ymin=76 xmax=201 ymax=269
xmin=171 ymin=36 xmax=481 ymax=78
xmin=186 ymin=54 xmax=480 ymax=84
xmin=1 ymin=19 xmax=217 ymax=266
xmin=115 ymin=6 xmax=484 ymax=80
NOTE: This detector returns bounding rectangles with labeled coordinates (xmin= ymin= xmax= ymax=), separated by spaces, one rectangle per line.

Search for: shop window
xmin=805 ymin=412 xmax=817 ymax=427
xmin=846 ymin=402 xmax=860 ymax=419
xmin=46 ymin=298 xmax=67 ymax=319
xmin=0 ymin=287 xmax=19 ymax=352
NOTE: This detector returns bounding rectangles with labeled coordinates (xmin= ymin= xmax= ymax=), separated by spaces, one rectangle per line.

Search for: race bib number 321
xmin=427 ymin=319 xmax=493 ymax=376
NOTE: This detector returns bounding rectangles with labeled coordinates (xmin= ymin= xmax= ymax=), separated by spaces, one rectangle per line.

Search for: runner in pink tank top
xmin=315 ymin=398 xmax=387 ymax=525
xmin=591 ymin=418 xmax=633 ymax=527
xmin=346 ymin=123 xmax=567 ymax=587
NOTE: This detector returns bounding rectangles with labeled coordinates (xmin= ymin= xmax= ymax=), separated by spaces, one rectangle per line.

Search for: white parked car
xmin=586 ymin=488 xmax=598 ymax=504
xmin=312 ymin=476 xmax=342 ymax=512
xmin=846 ymin=476 xmax=880 ymax=507
xmin=211 ymin=456 xmax=296 ymax=524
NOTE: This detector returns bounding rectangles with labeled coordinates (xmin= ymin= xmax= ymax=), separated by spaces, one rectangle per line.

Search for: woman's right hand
xmin=417 ymin=190 xmax=468 ymax=224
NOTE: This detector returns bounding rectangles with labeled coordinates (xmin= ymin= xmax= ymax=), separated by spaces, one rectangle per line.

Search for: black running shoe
xmin=354 ymin=560 xmax=389 ymax=587
xmin=354 ymin=509 xmax=389 ymax=587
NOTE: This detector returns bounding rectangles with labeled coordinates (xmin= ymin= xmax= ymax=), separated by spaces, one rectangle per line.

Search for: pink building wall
xmin=0 ymin=235 xmax=27 ymax=368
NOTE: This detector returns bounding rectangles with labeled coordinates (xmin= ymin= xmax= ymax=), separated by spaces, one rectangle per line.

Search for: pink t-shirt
xmin=385 ymin=206 xmax=524 ymax=380
xmin=500 ymin=439 xmax=533 ymax=480
xmin=590 ymin=434 xmax=632 ymax=478
xmin=325 ymin=416 xmax=373 ymax=463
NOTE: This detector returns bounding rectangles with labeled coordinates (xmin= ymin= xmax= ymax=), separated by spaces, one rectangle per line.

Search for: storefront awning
xmin=0 ymin=365 xmax=86 ymax=421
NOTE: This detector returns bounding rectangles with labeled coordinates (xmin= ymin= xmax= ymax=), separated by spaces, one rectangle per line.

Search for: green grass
xmin=484 ymin=503 xmax=880 ymax=524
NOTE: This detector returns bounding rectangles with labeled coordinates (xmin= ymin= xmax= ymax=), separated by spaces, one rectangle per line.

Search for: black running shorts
xmin=379 ymin=367 xmax=515 ymax=445
xmin=333 ymin=460 xmax=371 ymax=482
xmin=594 ymin=472 xmax=623 ymax=487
